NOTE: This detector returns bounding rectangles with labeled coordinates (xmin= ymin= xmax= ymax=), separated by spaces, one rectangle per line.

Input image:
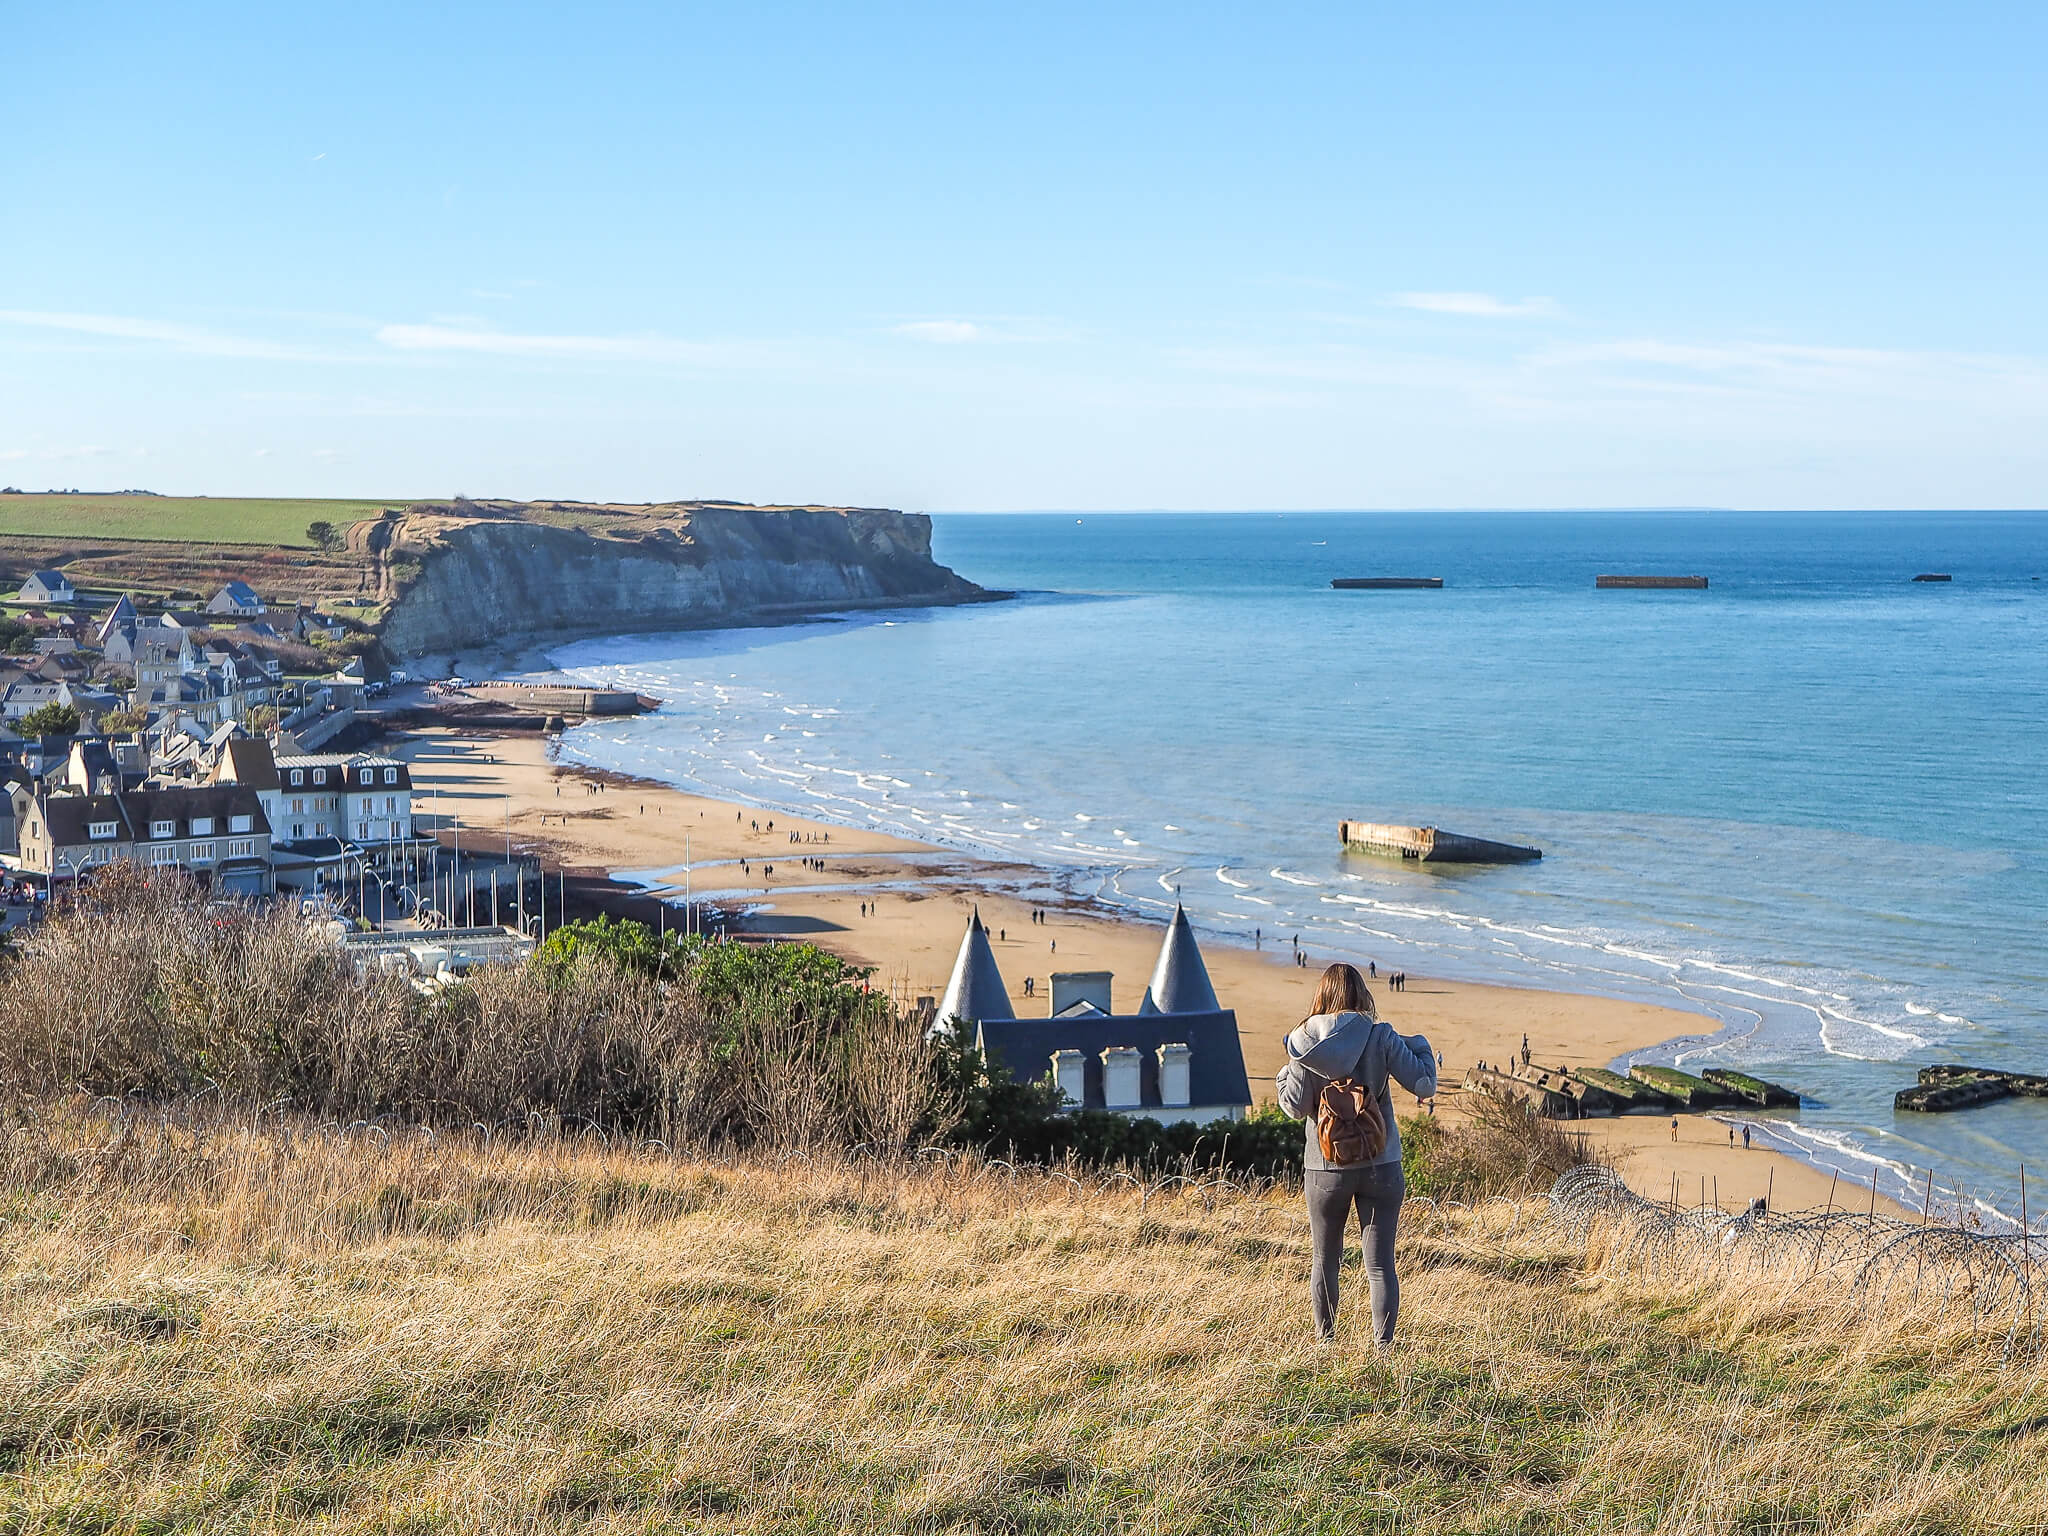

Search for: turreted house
xmin=937 ymin=903 xmax=1252 ymax=1124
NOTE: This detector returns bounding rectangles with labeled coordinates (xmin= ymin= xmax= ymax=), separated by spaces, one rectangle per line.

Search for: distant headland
xmin=0 ymin=493 xmax=1004 ymax=665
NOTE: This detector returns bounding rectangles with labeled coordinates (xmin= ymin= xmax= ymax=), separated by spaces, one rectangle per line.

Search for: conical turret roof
xmin=1139 ymin=902 xmax=1222 ymax=1016
xmin=935 ymin=907 xmax=1014 ymax=1034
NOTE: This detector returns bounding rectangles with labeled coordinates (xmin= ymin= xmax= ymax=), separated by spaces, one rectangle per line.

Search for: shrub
xmin=1400 ymin=1084 xmax=1613 ymax=1200
xmin=17 ymin=702 xmax=80 ymax=736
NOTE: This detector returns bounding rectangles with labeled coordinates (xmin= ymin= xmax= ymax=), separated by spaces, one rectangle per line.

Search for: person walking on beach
xmin=1671 ymin=1116 xmax=1679 ymax=1142
xmin=1741 ymin=1124 xmax=1752 ymax=1151
xmin=1276 ymin=962 xmax=1436 ymax=1346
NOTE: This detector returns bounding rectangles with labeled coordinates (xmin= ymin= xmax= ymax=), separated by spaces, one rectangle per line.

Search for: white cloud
xmin=311 ymin=448 xmax=343 ymax=459
xmin=1392 ymin=292 xmax=1562 ymax=318
xmin=0 ymin=309 xmax=324 ymax=360
xmin=374 ymin=322 xmax=744 ymax=365
xmin=893 ymin=320 xmax=986 ymax=344
xmin=0 ymin=449 xmax=27 ymax=462
xmin=252 ymin=449 xmax=272 ymax=458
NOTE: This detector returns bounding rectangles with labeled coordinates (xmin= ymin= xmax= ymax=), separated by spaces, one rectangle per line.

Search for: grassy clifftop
xmin=6 ymin=1111 xmax=2043 ymax=1534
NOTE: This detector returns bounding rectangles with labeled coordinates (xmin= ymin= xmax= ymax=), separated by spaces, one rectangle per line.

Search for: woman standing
xmin=1276 ymin=962 xmax=1437 ymax=1345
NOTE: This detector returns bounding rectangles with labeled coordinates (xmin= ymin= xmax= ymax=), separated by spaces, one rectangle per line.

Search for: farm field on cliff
xmin=0 ymin=494 xmax=406 ymax=546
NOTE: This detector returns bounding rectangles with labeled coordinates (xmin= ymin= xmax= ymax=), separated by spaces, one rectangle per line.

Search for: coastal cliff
xmin=372 ymin=501 xmax=998 ymax=660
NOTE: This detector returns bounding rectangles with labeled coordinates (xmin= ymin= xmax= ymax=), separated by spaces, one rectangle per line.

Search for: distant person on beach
xmin=1671 ymin=1117 xmax=1679 ymax=1142
xmin=1742 ymin=1125 xmax=1752 ymax=1150
xmin=1369 ymin=961 xmax=1376 ymax=978
xmin=1277 ymin=963 xmax=1436 ymax=1346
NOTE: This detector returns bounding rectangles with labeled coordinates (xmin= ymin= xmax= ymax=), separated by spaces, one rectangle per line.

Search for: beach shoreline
xmin=390 ymin=721 xmax=1904 ymax=1217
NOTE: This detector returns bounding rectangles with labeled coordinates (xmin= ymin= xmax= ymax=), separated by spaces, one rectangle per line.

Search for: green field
xmin=0 ymin=495 xmax=409 ymax=547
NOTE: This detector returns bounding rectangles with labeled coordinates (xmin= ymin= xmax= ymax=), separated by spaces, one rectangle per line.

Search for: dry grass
xmin=3 ymin=1106 xmax=2044 ymax=1534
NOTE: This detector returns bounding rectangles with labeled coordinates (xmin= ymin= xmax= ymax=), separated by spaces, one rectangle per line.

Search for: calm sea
xmin=546 ymin=510 xmax=2048 ymax=1222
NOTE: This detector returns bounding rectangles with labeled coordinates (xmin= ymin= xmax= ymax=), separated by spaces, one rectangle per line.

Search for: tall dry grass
xmin=3 ymin=1103 xmax=2044 ymax=1533
xmin=0 ymin=869 xmax=953 ymax=1151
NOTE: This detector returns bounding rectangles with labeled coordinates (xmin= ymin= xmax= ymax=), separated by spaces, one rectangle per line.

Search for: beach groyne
xmin=375 ymin=503 xmax=1001 ymax=660
xmin=1340 ymin=821 xmax=1543 ymax=864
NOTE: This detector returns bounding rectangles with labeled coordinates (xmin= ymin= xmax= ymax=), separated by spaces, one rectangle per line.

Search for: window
xmin=384 ymin=796 xmax=396 ymax=813
xmin=289 ymin=770 xmax=303 ymax=786
xmin=228 ymin=839 xmax=253 ymax=858
xmin=229 ymin=814 xmax=253 ymax=833
xmin=383 ymin=767 xmax=398 ymax=784
xmin=389 ymin=821 xmax=401 ymax=840
xmin=290 ymin=798 xmax=304 ymax=814
xmin=149 ymin=844 xmax=180 ymax=866
xmin=359 ymin=769 xmax=372 ymax=785
xmin=312 ymin=768 xmax=327 ymax=785
xmin=88 ymin=820 xmax=117 ymax=840
xmin=314 ymin=821 xmax=328 ymax=837
xmin=150 ymin=819 xmax=176 ymax=839
xmin=290 ymin=823 xmax=304 ymax=840
xmin=357 ymin=822 xmax=370 ymax=840
xmin=189 ymin=817 xmax=213 ymax=836
xmin=190 ymin=841 xmax=215 ymax=862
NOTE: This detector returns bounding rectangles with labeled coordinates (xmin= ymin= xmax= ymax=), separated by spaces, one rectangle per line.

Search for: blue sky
xmin=4 ymin=2 xmax=2044 ymax=509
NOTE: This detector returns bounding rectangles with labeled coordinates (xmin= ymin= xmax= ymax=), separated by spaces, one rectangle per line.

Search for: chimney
xmin=1156 ymin=1043 xmax=1192 ymax=1108
xmin=1049 ymin=1049 xmax=1086 ymax=1110
xmin=1099 ymin=1046 xmax=1142 ymax=1110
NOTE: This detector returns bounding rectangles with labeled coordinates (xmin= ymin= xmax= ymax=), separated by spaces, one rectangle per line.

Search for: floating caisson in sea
xmin=1340 ymin=820 xmax=1542 ymax=864
xmin=1330 ymin=576 xmax=1444 ymax=589
xmin=1596 ymin=574 xmax=1709 ymax=589
xmin=1895 ymin=1065 xmax=2048 ymax=1113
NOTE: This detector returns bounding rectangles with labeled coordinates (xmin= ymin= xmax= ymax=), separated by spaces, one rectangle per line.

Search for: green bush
xmin=17 ymin=702 xmax=80 ymax=737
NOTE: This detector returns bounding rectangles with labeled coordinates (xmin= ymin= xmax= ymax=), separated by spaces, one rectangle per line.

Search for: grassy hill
xmin=4 ymin=1110 xmax=2041 ymax=1534
xmin=0 ymin=494 xmax=407 ymax=548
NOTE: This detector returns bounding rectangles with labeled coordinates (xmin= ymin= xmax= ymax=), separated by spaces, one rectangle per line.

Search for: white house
xmin=16 ymin=571 xmax=75 ymax=604
xmin=205 ymin=580 xmax=266 ymax=617
xmin=214 ymin=739 xmax=415 ymax=851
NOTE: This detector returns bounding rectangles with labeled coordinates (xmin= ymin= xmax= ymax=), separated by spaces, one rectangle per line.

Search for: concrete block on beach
xmin=1340 ymin=821 xmax=1542 ymax=864
xmin=1629 ymin=1064 xmax=1744 ymax=1110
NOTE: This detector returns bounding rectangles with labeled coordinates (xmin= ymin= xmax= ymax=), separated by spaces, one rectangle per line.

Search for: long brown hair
xmin=1307 ymin=961 xmax=1375 ymax=1021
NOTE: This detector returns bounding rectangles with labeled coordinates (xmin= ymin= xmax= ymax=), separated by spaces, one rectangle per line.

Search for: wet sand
xmin=394 ymin=724 xmax=1898 ymax=1215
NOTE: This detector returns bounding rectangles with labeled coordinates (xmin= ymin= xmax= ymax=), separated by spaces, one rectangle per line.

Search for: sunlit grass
xmin=2 ymin=1109 xmax=2042 ymax=1533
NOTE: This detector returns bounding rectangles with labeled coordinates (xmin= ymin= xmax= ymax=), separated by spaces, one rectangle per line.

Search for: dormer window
xmin=383 ymin=767 xmax=398 ymax=784
xmin=150 ymin=819 xmax=176 ymax=839
xmin=88 ymin=820 xmax=117 ymax=840
xmin=189 ymin=817 xmax=213 ymax=836
xmin=312 ymin=769 xmax=327 ymax=785
xmin=359 ymin=769 xmax=372 ymax=785
xmin=229 ymin=814 xmax=253 ymax=834
xmin=290 ymin=770 xmax=303 ymax=786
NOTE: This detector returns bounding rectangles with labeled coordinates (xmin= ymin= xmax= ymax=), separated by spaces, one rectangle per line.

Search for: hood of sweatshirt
xmin=1284 ymin=1010 xmax=1373 ymax=1079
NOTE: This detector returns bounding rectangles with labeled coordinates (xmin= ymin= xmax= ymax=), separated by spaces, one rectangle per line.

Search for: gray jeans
xmin=1306 ymin=1162 xmax=1404 ymax=1343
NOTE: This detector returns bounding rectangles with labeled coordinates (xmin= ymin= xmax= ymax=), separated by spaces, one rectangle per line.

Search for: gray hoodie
xmin=1276 ymin=1011 xmax=1438 ymax=1170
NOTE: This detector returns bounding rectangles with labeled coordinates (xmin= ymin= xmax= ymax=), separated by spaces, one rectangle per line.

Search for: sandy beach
xmin=394 ymin=724 xmax=1902 ymax=1217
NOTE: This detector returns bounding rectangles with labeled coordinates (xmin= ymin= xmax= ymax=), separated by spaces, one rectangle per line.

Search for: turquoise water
xmin=548 ymin=510 xmax=2048 ymax=1221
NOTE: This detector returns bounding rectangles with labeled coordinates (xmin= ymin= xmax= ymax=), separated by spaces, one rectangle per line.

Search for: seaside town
xmin=8 ymin=7 xmax=2045 ymax=1529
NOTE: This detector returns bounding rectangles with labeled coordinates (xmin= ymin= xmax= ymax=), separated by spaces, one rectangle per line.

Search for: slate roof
xmin=1139 ymin=902 xmax=1222 ymax=1016
xmin=38 ymin=783 xmax=271 ymax=848
xmin=214 ymin=736 xmax=279 ymax=790
xmin=936 ymin=908 xmax=1014 ymax=1030
xmin=974 ymin=1009 xmax=1252 ymax=1114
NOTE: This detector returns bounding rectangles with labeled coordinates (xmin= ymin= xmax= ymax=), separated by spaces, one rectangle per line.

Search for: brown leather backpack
xmin=1316 ymin=1077 xmax=1387 ymax=1166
